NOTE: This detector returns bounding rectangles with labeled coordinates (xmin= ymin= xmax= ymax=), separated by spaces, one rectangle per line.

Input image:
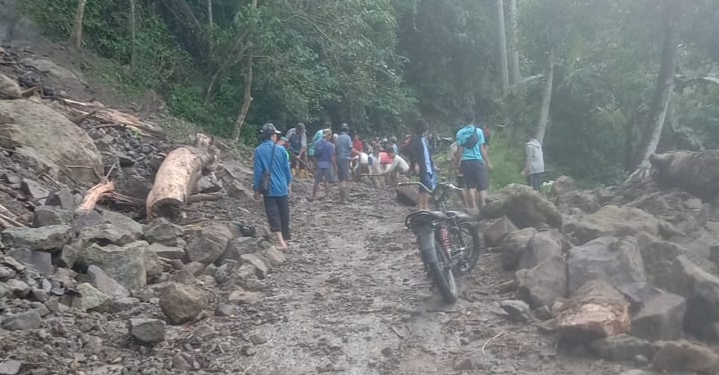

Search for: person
xmin=383 ymin=147 xmax=410 ymax=187
xmin=454 ymin=109 xmax=491 ymax=213
xmin=353 ymin=134 xmax=364 ymax=153
xmin=253 ymin=123 xmax=292 ymax=251
xmin=351 ymin=151 xmax=370 ymax=182
xmin=522 ymin=136 xmax=545 ymax=191
xmin=335 ymin=123 xmax=356 ymax=203
xmin=407 ymin=118 xmax=437 ymax=211
xmin=367 ymin=146 xmax=384 ymax=188
xmin=308 ymin=127 xmax=325 ymax=166
xmin=286 ymin=123 xmax=308 ymax=176
xmin=311 ymin=129 xmax=335 ymax=201
xmin=389 ymin=136 xmax=399 ymax=155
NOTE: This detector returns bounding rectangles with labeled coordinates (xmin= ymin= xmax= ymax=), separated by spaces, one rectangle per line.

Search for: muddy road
xmin=238 ymin=181 xmax=637 ymax=375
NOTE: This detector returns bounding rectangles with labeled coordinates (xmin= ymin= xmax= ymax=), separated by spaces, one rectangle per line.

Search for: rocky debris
xmin=143 ymin=217 xmax=184 ymax=247
xmin=77 ymin=221 xmax=139 ymax=247
xmin=20 ymin=178 xmax=48 ymax=202
xmin=516 ymin=255 xmax=567 ymax=309
xmin=86 ymin=265 xmax=129 ymax=298
xmin=556 ymin=280 xmax=631 ymax=342
xmin=671 ymin=255 xmax=719 ymax=339
xmin=499 ymin=300 xmax=531 ymax=322
xmin=185 ymin=224 xmax=232 ymax=264
xmin=520 ymin=229 xmax=565 ymax=270
xmin=5 ymin=279 xmax=30 ymax=298
xmin=76 ymin=283 xmax=110 ymax=312
xmin=1 ymin=309 xmax=42 ymax=330
xmin=555 ymin=190 xmax=600 ymax=213
xmin=149 ymin=242 xmax=185 ymax=260
xmin=0 ymin=360 xmax=21 ymax=375
xmin=1 ymin=225 xmax=72 ymax=251
xmin=651 ymin=340 xmax=719 ymax=374
xmin=0 ymin=73 xmax=21 ymax=99
xmin=229 ymin=288 xmax=260 ymax=305
xmin=650 ymin=150 xmax=719 ymax=201
xmin=626 ymin=190 xmax=709 ymax=235
xmin=501 ymin=227 xmax=537 ymax=270
xmin=7 ymin=248 xmax=52 ymax=274
xmin=589 ymin=334 xmax=654 ymax=362
xmin=631 ymin=292 xmax=686 ymax=341
xmin=261 ymin=247 xmax=286 ymax=266
xmin=215 ymin=303 xmax=234 ymax=317
xmin=483 ymin=216 xmax=517 ymax=247
xmin=567 ymin=236 xmax=645 ymax=294
xmin=45 ymin=188 xmax=77 ymax=210
xmin=32 ymin=205 xmax=73 ymax=227
xmin=80 ymin=241 xmax=149 ymax=290
xmin=159 ymin=282 xmax=207 ymax=324
xmin=483 ymin=184 xmax=563 ymax=229
xmin=550 ymin=176 xmax=577 ymax=198
xmin=0 ymin=99 xmax=103 ymax=185
xmin=110 ymin=296 xmax=140 ymax=313
xmin=564 ymin=205 xmax=661 ymax=245
xmin=241 ymin=253 xmax=270 ymax=279
xmin=129 ymin=318 xmax=166 ymax=344
xmin=219 ymin=237 xmax=256 ymax=263
xmin=0 ymin=265 xmax=15 ymax=281
xmin=641 ymin=240 xmax=715 ymax=291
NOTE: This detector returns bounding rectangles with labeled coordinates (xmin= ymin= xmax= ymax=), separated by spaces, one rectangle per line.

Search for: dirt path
xmin=238 ymin=180 xmax=638 ymax=375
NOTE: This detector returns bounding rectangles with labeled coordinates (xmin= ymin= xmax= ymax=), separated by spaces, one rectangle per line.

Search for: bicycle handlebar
xmin=397 ymin=181 xmax=463 ymax=192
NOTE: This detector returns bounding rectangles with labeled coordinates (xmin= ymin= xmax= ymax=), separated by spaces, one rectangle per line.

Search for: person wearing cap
xmin=286 ymin=123 xmax=308 ymax=177
xmin=253 ymin=123 xmax=292 ymax=251
xmin=310 ymin=129 xmax=335 ymax=201
xmin=335 ymin=123 xmax=357 ymax=203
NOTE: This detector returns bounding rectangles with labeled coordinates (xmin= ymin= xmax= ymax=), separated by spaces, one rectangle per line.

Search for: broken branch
xmin=76 ymin=180 xmax=116 ymax=214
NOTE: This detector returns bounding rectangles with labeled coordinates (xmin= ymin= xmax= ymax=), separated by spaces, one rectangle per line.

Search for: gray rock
xmin=100 ymin=209 xmax=143 ymax=239
xmin=0 ymin=225 xmax=72 ymax=252
xmin=149 ymin=243 xmax=185 ymax=260
xmin=129 ymin=318 xmax=166 ymax=344
xmin=2 ymin=310 xmax=42 ymax=330
xmin=534 ymin=306 xmax=553 ymax=321
xmin=235 ymin=264 xmax=257 ymax=283
xmin=240 ymin=254 xmax=270 ymax=279
xmin=229 ymin=288 xmax=260 ymax=305
xmin=78 ymin=224 xmax=137 ymax=247
xmin=564 ymin=205 xmax=660 ymax=245
xmin=250 ymin=333 xmax=267 ymax=345
xmin=642 ymin=240 xmax=716 ymax=292
xmin=87 ymin=265 xmax=129 ymax=298
xmin=57 ymin=243 xmax=80 ymax=268
xmin=76 ymin=283 xmax=110 ymax=312
xmin=32 ymin=205 xmax=73 ymax=227
xmin=589 ymin=334 xmax=654 ymax=362
xmin=6 ymin=279 xmax=30 ymax=298
xmin=481 ymin=184 xmax=563 ymax=229
xmin=109 ymin=297 xmax=140 ymax=313
xmin=516 ymin=255 xmax=568 ymax=308
xmin=31 ymin=288 xmax=49 ymax=303
xmin=500 ymin=227 xmax=537 ymax=271
xmin=671 ymin=255 xmax=719 ymax=339
xmin=499 ymin=300 xmax=531 ymax=322
xmin=568 ymin=236 xmax=645 ymax=294
xmin=260 ymin=247 xmax=286 ymax=266
xmin=1 ymin=256 xmax=25 ymax=272
xmin=45 ymin=188 xmax=76 ymax=210
xmin=21 ymin=179 xmax=49 ymax=202
xmin=652 ymin=340 xmax=719 ymax=374
xmin=71 ymin=211 xmax=105 ymax=233
xmin=185 ymin=224 xmax=232 ymax=264
xmin=80 ymin=241 xmax=148 ymax=290
xmin=143 ymin=248 xmax=163 ymax=284
xmin=215 ymin=303 xmax=234 ymax=317
xmin=159 ymin=282 xmax=207 ymax=324
xmin=519 ymin=229 xmax=564 ymax=270
xmin=0 ymin=73 xmax=21 ymax=100
xmin=218 ymin=237 xmax=256 ymax=264
xmin=484 ymin=216 xmax=518 ymax=247
xmin=143 ymin=218 xmax=184 ymax=246
xmin=0 ymin=266 xmax=15 ymax=281
xmin=7 ymin=248 xmax=52 ymax=274
xmin=183 ymin=262 xmax=205 ymax=276
xmin=631 ymin=292 xmax=685 ymax=341
xmin=0 ymin=359 xmax=22 ymax=375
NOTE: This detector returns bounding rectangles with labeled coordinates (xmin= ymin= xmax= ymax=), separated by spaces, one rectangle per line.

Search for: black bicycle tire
xmin=428 ymin=238 xmax=458 ymax=304
xmin=455 ymin=222 xmax=482 ymax=274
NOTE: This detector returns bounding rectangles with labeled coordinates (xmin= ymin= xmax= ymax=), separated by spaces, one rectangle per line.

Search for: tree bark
xmin=232 ymin=56 xmax=253 ymax=141
xmin=631 ymin=1 xmax=680 ymax=179
xmin=76 ymin=180 xmax=116 ymax=214
xmin=508 ymin=0 xmax=520 ymax=85
xmin=207 ymin=0 xmax=213 ymax=55
xmin=535 ymin=49 xmax=554 ymax=144
xmin=496 ymin=0 xmax=510 ymax=94
xmin=146 ymin=134 xmax=216 ymax=218
xmin=130 ymin=0 xmax=137 ymax=72
xmin=71 ymin=0 xmax=88 ymax=50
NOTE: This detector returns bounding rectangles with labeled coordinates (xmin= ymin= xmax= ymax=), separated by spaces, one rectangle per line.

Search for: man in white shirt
xmin=383 ymin=148 xmax=409 ymax=186
xmin=522 ymin=137 xmax=545 ymax=191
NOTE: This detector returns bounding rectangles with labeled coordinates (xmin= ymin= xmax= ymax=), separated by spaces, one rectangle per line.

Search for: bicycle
xmin=398 ymin=180 xmax=484 ymax=304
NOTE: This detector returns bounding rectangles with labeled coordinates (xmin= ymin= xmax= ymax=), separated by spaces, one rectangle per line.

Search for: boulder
xmin=87 ymin=265 xmax=129 ymax=298
xmin=641 ymin=240 xmax=716 ymax=292
xmin=78 ymin=224 xmax=138 ymax=247
xmin=564 ymin=205 xmax=661 ymax=245
xmin=482 ymin=184 xmax=562 ymax=229
xmin=32 ymin=205 xmax=73 ymax=227
xmin=499 ymin=300 xmax=531 ymax=322
xmin=631 ymin=292 xmax=686 ymax=341
xmin=501 ymin=228 xmax=537 ymax=270
xmin=0 ymin=359 xmax=22 ymax=375
xmin=143 ymin=249 xmax=163 ymax=284
xmin=556 ymin=280 xmax=631 ymax=342
xmin=0 ymin=73 xmax=21 ymax=99
xmin=0 ymin=225 xmax=72 ymax=252
xmin=0 ymin=265 xmax=15 ymax=281
xmin=483 ymin=216 xmax=518 ymax=247
xmin=185 ymin=224 xmax=232 ymax=264
xmin=649 ymin=150 xmax=719 ymax=201
xmin=76 ymin=283 xmax=110 ymax=312
xmin=651 ymin=340 xmax=719 ymax=374
xmin=45 ymin=188 xmax=77 ymax=210
xmin=0 ymin=100 xmax=103 ymax=185
xmin=261 ymin=248 xmax=286 ymax=267
xmin=58 ymin=243 xmax=80 ymax=268
xmin=80 ymin=241 xmax=148 ymax=290
xmin=519 ymin=229 xmax=565 ymax=270
xmin=1 ymin=310 xmax=42 ymax=330
xmin=5 ymin=279 xmax=30 ymax=298
xmin=671 ymin=255 xmax=719 ymax=339
xmin=7 ymin=248 xmax=52 ymax=274
xmin=567 ymin=236 xmax=646 ymax=294
xmin=149 ymin=243 xmax=185 ymax=260
xmin=516 ymin=255 xmax=567 ymax=308
xmin=555 ymin=191 xmax=600 ymax=213
xmin=589 ymin=334 xmax=654 ymax=362
xmin=549 ymin=175 xmax=576 ymax=198
xmin=129 ymin=318 xmax=166 ymax=344
xmin=101 ymin=209 xmax=143 ymax=239
xmin=21 ymin=179 xmax=48 ymax=202
xmin=159 ymin=282 xmax=207 ymax=324
xmin=240 ymin=254 xmax=270 ymax=279
xmin=143 ymin=218 xmax=184 ymax=246
xmin=627 ymin=190 xmax=709 ymax=235
xmin=218 ymin=237 xmax=256 ymax=264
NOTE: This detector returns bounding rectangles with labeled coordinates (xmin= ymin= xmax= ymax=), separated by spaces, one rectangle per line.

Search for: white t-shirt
xmin=386 ymin=155 xmax=409 ymax=174
xmin=526 ymin=139 xmax=545 ymax=174
xmin=369 ymin=154 xmax=383 ymax=174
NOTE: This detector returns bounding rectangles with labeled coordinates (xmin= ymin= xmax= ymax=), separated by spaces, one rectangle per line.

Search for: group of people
xmin=252 ymin=114 xmax=546 ymax=250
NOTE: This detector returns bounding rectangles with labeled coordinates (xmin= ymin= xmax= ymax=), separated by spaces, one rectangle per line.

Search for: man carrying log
xmin=254 ymin=123 xmax=293 ymax=251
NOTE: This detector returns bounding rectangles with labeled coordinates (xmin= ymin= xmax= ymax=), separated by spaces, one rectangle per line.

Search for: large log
xmin=650 ymin=150 xmax=719 ymax=201
xmin=146 ymin=134 xmax=217 ymax=218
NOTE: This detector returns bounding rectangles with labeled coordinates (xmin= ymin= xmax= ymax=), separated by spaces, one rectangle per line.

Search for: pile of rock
xmin=482 ymin=176 xmax=719 ymax=374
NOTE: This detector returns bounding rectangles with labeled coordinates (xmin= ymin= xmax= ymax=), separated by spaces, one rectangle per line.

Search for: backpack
xmin=462 ymin=126 xmax=480 ymax=149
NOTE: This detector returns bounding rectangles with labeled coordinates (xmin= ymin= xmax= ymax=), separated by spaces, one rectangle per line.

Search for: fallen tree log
xmin=76 ymin=180 xmax=116 ymax=214
xmin=650 ymin=150 xmax=719 ymax=201
xmin=146 ymin=134 xmax=217 ymax=219
xmin=58 ymin=98 xmax=167 ymax=139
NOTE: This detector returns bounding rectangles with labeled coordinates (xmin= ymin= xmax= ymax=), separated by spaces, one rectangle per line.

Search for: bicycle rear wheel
xmin=453 ymin=222 xmax=482 ymax=274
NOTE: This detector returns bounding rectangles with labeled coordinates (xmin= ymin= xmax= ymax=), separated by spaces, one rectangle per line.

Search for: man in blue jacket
xmin=254 ymin=123 xmax=293 ymax=251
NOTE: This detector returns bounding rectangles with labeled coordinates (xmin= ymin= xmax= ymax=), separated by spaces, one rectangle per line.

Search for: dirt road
xmin=238 ymin=180 xmax=637 ymax=375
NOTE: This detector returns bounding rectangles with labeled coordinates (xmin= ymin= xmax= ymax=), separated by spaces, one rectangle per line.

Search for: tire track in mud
xmin=240 ymin=182 xmax=640 ymax=375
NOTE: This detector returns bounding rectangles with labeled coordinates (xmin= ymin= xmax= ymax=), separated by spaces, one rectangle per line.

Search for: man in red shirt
xmin=353 ymin=134 xmax=364 ymax=153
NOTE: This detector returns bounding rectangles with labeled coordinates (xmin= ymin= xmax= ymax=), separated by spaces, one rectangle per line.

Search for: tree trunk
xmin=71 ymin=0 xmax=88 ymax=49
xmin=496 ymin=0 xmax=510 ymax=94
xmin=232 ymin=56 xmax=253 ymax=141
xmin=130 ymin=0 xmax=137 ymax=71
xmin=631 ymin=1 xmax=680 ymax=179
xmin=207 ymin=0 xmax=213 ymax=54
xmin=508 ymin=0 xmax=520 ymax=85
xmin=535 ymin=49 xmax=554 ymax=144
xmin=146 ymin=134 xmax=216 ymax=218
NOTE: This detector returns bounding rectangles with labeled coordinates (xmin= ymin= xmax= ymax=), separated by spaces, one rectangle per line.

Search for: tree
xmin=508 ymin=0 xmax=520 ymax=85
xmin=535 ymin=49 xmax=554 ymax=144
xmin=71 ymin=0 xmax=88 ymax=49
xmin=496 ymin=0 xmax=510 ymax=94
xmin=129 ymin=0 xmax=137 ymax=71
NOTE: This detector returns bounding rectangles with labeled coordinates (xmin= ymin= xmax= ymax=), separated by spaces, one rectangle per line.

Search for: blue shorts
xmin=419 ymin=173 xmax=435 ymax=193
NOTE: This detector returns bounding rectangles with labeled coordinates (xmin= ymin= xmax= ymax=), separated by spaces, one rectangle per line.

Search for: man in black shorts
xmin=454 ymin=110 xmax=492 ymax=213
xmin=335 ymin=123 xmax=356 ymax=204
